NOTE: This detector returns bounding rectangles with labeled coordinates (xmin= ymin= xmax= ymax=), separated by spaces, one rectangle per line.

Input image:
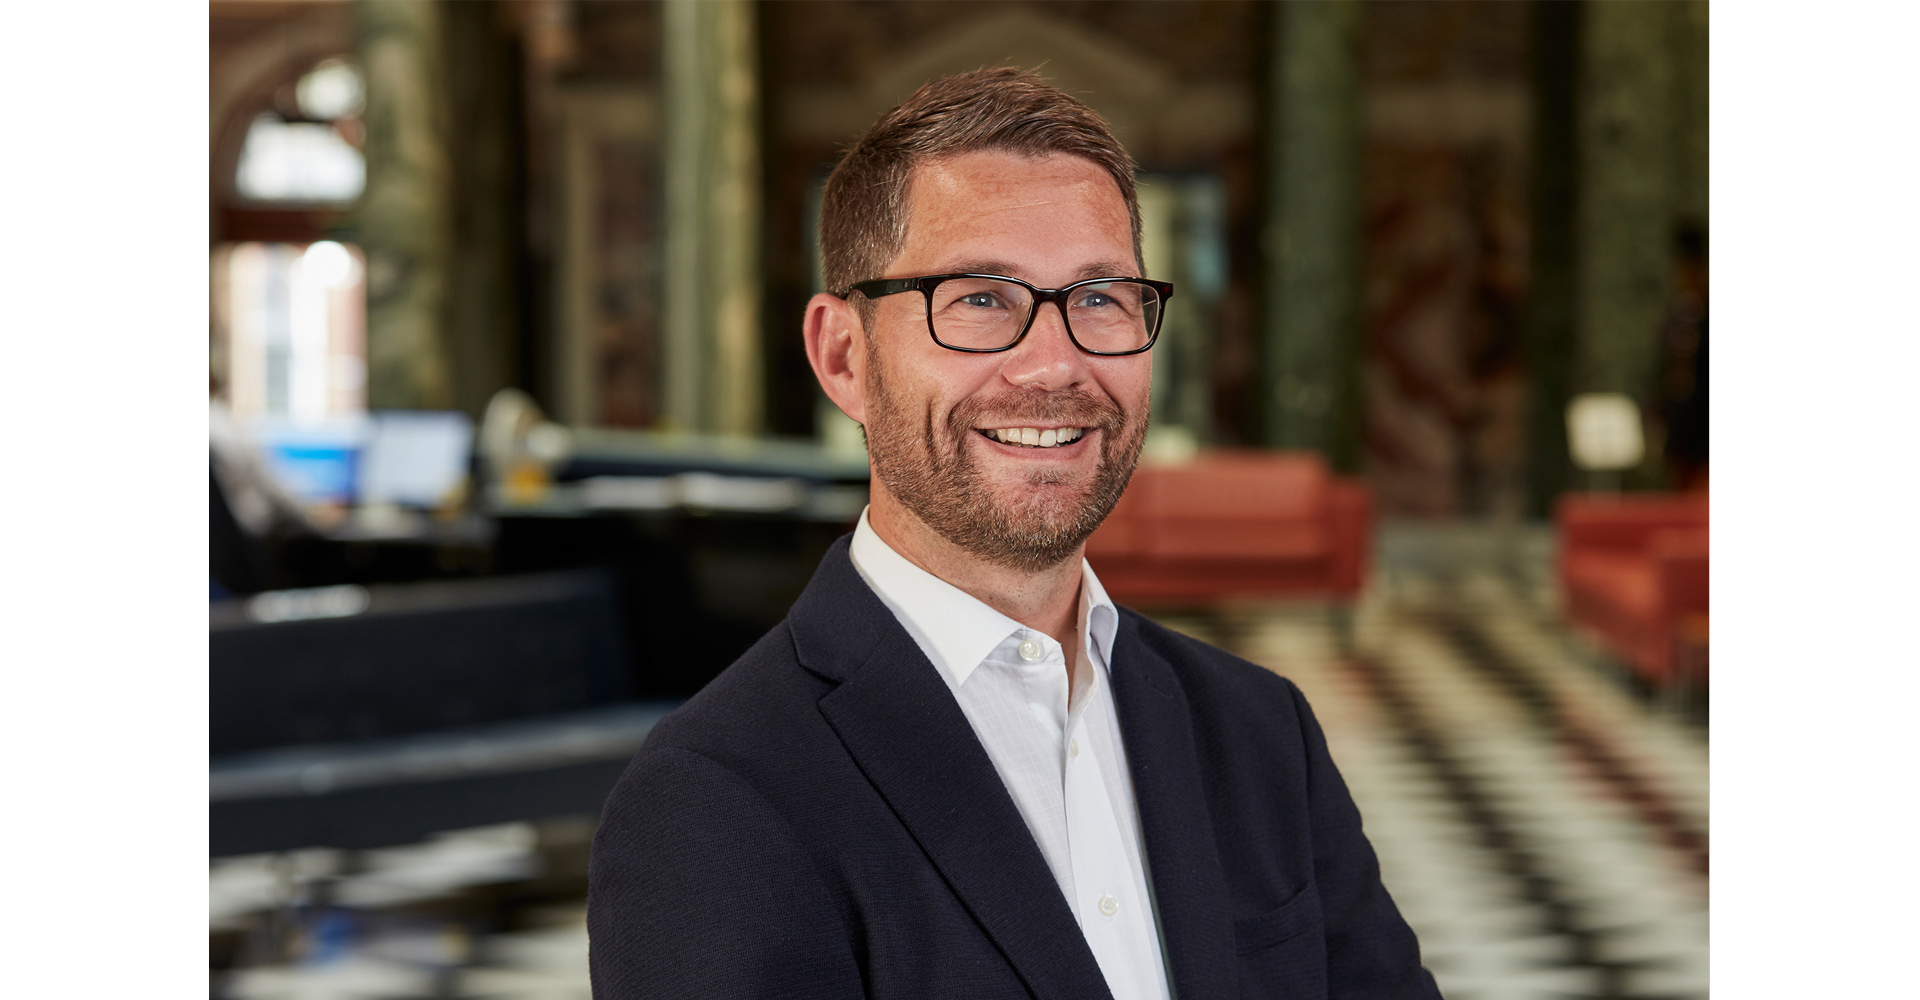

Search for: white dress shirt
xmin=849 ymin=510 xmax=1174 ymax=1000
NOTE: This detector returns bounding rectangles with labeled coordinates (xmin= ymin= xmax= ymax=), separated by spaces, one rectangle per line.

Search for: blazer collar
xmin=789 ymin=537 xmax=1113 ymax=1000
xmin=1107 ymin=610 xmax=1240 ymax=1000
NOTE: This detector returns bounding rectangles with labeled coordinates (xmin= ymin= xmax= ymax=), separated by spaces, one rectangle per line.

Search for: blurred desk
xmin=485 ymin=479 xmax=867 ymax=523
xmin=211 ymin=701 xmax=678 ymax=856
xmin=210 ymin=432 xmax=873 ymax=857
xmin=268 ymin=510 xmax=498 ymax=590
xmin=212 ymin=571 xmax=631 ymax=755
xmin=557 ymin=426 xmax=870 ymax=486
xmin=487 ymin=426 xmax=870 ymax=523
xmin=321 ymin=508 xmax=498 ymax=546
xmin=487 ymin=504 xmax=857 ymax=699
xmin=212 ymin=571 xmax=648 ymax=856
xmin=485 ymin=429 xmax=870 ymax=699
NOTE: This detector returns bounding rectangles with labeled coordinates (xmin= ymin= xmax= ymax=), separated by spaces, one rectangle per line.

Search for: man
xmin=589 ymin=68 xmax=1439 ymax=1000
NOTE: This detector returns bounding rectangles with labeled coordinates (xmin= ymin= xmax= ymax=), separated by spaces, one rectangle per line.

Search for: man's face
xmin=858 ymin=151 xmax=1151 ymax=572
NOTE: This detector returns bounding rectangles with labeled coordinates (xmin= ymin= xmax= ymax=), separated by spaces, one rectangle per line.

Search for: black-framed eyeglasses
xmin=840 ymin=273 xmax=1174 ymax=356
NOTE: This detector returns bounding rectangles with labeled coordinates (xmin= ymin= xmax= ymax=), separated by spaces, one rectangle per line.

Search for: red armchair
xmin=1086 ymin=451 xmax=1374 ymax=605
xmin=1556 ymin=492 xmax=1709 ymax=687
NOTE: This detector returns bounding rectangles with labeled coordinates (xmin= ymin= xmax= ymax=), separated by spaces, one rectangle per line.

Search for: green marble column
xmin=441 ymin=1 xmax=522 ymax=418
xmin=662 ymin=0 xmax=763 ymax=436
xmin=1573 ymin=1 xmax=1674 ymax=460
xmin=1672 ymin=1 xmax=1709 ymax=234
xmin=1523 ymin=0 xmax=1581 ymax=515
xmin=353 ymin=0 xmax=453 ymax=410
xmin=1263 ymin=0 xmax=1363 ymax=467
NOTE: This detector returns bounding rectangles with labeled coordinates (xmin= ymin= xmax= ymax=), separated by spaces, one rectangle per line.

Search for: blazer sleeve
xmin=588 ymin=746 xmax=864 ymax=999
xmin=1288 ymin=682 xmax=1442 ymax=1000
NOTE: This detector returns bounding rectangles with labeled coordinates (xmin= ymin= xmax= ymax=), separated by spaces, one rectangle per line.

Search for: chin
xmin=987 ymin=477 xmax=1090 ymax=528
xmin=944 ymin=454 xmax=1137 ymax=573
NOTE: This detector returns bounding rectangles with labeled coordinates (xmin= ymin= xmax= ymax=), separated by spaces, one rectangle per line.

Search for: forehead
xmin=894 ymin=151 xmax=1135 ymax=279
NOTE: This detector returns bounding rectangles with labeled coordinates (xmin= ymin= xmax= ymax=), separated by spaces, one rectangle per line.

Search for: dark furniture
xmin=210 ymin=571 xmax=662 ymax=855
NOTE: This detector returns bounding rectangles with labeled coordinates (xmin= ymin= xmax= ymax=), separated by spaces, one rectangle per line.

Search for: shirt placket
xmin=1058 ymin=662 xmax=1139 ymax=996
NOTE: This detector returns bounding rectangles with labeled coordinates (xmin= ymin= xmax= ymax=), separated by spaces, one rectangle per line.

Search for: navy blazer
xmin=589 ymin=537 xmax=1439 ymax=999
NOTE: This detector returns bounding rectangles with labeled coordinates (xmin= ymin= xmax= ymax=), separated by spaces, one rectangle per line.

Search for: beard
xmin=862 ymin=361 xmax=1147 ymax=574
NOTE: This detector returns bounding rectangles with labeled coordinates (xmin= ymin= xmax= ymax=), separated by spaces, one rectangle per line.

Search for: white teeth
xmin=986 ymin=427 xmax=1084 ymax=448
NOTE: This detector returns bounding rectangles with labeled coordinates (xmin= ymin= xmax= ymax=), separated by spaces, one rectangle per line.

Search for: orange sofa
xmin=1556 ymin=492 xmax=1709 ymax=687
xmin=1086 ymin=451 xmax=1373 ymax=605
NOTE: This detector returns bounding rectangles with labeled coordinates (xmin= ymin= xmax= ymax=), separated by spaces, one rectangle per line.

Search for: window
xmin=233 ymin=59 xmax=366 ymax=205
xmin=214 ymin=240 xmax=367 ymax=426
xmin=234 ymin=116 xmax=365 ymax=203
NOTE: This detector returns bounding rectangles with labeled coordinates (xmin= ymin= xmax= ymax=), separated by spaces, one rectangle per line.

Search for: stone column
xmin=353 ymin=0 xmax=454 ymax=410
xmin=661 ymin=0 xmax=763 ymax=436
xmin=1523 ymin=0 xmax=1581 ymax=514
xmin=1671 ymin=1 xmax=1709 ymax=234
xmin=441 ymin=1 xmax=523 ymax=418
xmin=1263 ymin=0 xmax=1363 ymax=466
xmin=1572 ymin=1 xmax=1674 ymax=472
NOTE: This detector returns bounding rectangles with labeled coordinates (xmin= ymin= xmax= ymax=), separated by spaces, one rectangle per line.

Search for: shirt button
xmin=1098 ymin=895 xmax=1119 ymax=917
xmin=1016 ymin=638 xmax=1043 ymax=662
xmin=1068 ymin=739 xmax=1079 ymax=759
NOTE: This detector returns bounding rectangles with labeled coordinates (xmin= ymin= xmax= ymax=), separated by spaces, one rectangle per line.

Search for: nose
xmin=999 ymin=300 xmax=1089 ymax=391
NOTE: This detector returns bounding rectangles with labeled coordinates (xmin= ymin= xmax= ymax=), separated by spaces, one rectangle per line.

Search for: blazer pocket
xmin=1233 ymin=881 xmax=1322 ymax=955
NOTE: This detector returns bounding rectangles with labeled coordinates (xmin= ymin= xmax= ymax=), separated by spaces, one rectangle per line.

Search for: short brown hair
xmin=819 ymin=67 xmax=1142 ymax=299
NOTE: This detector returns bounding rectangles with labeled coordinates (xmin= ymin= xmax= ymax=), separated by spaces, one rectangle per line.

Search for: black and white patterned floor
xmin=210 ymin=523 xmax=1708 ymax=1000
xmin=1157 ymin=523 xmax=1708 ymax=1000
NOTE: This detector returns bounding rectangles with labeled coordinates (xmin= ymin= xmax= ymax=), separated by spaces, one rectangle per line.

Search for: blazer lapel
xmin=790 ymin=539 xmax=1112 ymax=1000
xmin=1108 ymin=613 xmax=1239 ymax=1000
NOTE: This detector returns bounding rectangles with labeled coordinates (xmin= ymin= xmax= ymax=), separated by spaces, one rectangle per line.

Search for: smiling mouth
xmin=978 ymin=426 xmax=1088 ymax=449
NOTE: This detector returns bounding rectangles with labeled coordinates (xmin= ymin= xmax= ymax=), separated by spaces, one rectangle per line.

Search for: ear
xmin=803 ymin=292 xmax=868 ymax=426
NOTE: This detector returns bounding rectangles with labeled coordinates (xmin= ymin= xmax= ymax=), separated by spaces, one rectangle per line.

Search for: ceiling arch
xmin=777 ymin=5 xmax=1250 ymax=164
xmin=210 ymin=4 xmax=354 ymax=211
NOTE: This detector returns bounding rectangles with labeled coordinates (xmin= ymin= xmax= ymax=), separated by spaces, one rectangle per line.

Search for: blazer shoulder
xmin=1117 ymin=605 xmax=1308 ymax=706
xmin=589 ymin=741 xmax=864 ymax=998
xmin=639 ymin=618 xmax=828 ymax=759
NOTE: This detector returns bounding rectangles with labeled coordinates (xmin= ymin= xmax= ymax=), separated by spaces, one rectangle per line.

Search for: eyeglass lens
xmin=928 ymin=278 xmax=1162 ymax=353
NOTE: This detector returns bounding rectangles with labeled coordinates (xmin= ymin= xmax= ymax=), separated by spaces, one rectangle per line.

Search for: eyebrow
xmin=937 ymin=260 xmax=1142 ymax=285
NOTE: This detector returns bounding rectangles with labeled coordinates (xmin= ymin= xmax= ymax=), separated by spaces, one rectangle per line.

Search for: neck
xmin=867 ymin=488 xmax=1086 ymax=665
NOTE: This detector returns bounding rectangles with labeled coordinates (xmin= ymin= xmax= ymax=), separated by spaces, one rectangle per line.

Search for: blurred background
xmin=207 ymin=2 xmax=1707 ymax=998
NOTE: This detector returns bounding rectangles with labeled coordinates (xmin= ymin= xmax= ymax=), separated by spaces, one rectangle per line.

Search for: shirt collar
xmin=848 ymin=507 xmax=1121 ymax=693
xmin=1079 ymin=554 xmax=1120 ymax=673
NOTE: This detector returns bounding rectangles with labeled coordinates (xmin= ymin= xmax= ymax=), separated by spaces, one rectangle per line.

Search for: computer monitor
xmin=257 ymin=417 xmax=367 ymax=505
xmin=359 ymin=410 xmax=474 ymax=508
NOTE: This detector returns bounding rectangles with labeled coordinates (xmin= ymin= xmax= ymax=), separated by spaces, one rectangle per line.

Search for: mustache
xmin=946 ymin=385 xmax=1126 ymax=439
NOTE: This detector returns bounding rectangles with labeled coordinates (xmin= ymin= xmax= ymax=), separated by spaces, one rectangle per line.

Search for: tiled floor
xmin=1154 ymin=523 xmax=1708 ymax=1000
xmin=210 ymin=523 xmax=1708 ymax=1000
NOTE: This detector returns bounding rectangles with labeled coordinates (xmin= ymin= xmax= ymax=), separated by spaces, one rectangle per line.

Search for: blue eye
xmin=960 ymin=293 xmax=1002 ymax=309
xmin=1074 ymin=291 xmax=1115 ymax=309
